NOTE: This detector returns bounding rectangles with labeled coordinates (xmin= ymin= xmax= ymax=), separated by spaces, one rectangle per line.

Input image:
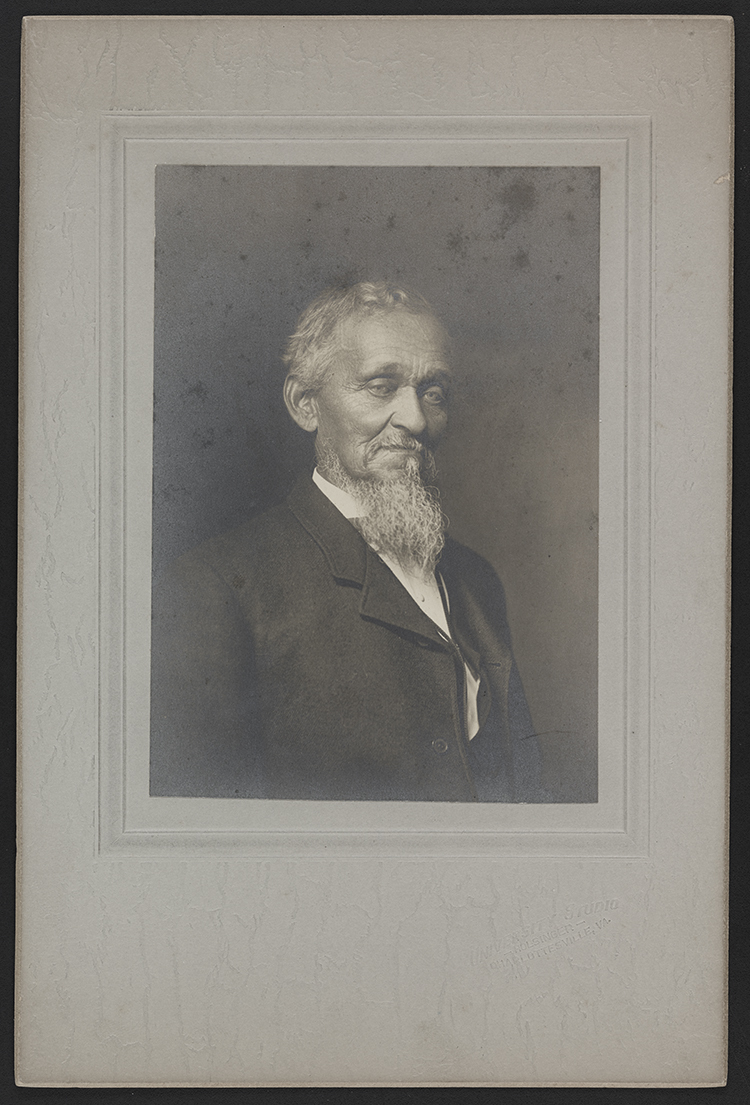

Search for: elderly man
xmin=150 ymin=282 xmax=543 ymax=802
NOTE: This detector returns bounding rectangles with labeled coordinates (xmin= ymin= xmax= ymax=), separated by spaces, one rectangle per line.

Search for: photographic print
xmin=148 ymin=164 xmax=599 ymax=805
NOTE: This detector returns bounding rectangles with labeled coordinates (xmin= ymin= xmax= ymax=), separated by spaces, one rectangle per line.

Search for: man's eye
xmin=367 ymin=380 xmax=397 ymax=397
xmin=422 ymin=386 xmax=448 ymax=405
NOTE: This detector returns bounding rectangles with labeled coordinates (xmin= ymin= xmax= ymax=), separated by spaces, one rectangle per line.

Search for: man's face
xmin=312 ymin=310 xmax=452 ymax=485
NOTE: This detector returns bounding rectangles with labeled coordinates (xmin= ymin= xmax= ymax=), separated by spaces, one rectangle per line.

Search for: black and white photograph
xmin=148 ymin=165 xmax=600 ymax=805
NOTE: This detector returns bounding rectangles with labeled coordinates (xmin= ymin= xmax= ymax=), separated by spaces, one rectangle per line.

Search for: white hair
xmin=282 ymin=280 xmax=447 ymax=392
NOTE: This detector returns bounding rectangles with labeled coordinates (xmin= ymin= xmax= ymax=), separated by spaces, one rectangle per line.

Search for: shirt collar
xmin=312 ymin=467 xmax=363 ymax=519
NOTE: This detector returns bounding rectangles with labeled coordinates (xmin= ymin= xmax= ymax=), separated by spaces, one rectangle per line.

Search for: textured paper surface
xmin=17 ymin=15 xmax=730 ymax=1086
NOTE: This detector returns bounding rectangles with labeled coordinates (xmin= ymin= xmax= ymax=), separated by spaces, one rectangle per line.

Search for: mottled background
xmin=153 ymin=165 xmax=599 ymax=801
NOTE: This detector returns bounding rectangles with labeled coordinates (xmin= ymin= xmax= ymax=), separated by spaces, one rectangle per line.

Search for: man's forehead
xmin=337 ymin=310 xmax=451 ymax=364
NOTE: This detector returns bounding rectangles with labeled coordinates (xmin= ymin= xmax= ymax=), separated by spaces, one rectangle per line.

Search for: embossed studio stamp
xmin=472 ymin=899 xmax=620 ymax=971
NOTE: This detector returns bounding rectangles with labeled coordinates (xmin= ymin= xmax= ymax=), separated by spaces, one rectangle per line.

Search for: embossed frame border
xmin=98 ymin=114 xmax=651 ymax=858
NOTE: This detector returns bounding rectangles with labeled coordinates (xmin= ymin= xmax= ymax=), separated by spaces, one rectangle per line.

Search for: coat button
xmin=432 ymin=739 xmax=449 ymax=754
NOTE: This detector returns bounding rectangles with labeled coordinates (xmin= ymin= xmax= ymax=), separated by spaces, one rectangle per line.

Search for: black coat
xmin=150 ymin=476 xmax=543 ymax=802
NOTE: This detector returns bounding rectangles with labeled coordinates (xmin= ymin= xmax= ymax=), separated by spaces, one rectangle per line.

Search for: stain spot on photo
xmin=501 ymin=179 xmax=537 ymax=217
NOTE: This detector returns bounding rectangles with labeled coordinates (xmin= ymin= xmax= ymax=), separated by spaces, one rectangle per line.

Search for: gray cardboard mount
xmin=17 ymin=16 xmax=731 ymax=1087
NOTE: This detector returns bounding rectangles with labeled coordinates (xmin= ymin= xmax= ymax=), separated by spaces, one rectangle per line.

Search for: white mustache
xmin=375 ymin=437 xmax=425 ymax=454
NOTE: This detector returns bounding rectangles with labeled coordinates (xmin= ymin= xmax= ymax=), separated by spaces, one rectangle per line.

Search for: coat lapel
xmin=286 ymin=474 xmax=367 ymax=585
xmin=439 ymin=542 xmax=512 ymax=668
xmin=439 ymin=540 xmax=514 ymax=733
xmin=287 ymin=475 xmax=447 ymax=646
xmin=359 ymin=550 xmax=446 ymax=646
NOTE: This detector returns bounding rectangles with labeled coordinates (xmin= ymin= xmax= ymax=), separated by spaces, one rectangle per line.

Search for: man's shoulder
xmin=163 ymin=496 xmax=312 ymax=595
xmin=190 ymin=499 xmax=298 ymax=561
xmin=441 ymin=535 xmax=505 ymax=590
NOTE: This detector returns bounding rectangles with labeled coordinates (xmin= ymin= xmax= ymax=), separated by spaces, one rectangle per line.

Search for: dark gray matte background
xmin=152 ymin=165 xmax=599 ymax=801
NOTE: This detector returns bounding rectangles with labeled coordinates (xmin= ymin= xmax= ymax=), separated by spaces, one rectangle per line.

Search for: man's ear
xmin=283 ymin=375 xmax=319 ymax=433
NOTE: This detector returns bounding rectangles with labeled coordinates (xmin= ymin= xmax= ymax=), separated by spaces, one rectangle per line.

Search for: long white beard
xmin=318 ymin=444 xmax=447 ymax=575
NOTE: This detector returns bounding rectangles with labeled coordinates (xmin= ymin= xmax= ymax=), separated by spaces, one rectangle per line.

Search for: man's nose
xmin=391 ymin=386 xmax=428 ymax=436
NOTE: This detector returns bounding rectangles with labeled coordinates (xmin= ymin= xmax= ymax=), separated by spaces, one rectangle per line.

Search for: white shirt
xmin=312 ymin=468 xmax=481 ymax=740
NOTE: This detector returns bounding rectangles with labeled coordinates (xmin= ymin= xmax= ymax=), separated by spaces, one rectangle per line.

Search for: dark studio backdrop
xmin=152 ymin=164 xmax=600 ymax=802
